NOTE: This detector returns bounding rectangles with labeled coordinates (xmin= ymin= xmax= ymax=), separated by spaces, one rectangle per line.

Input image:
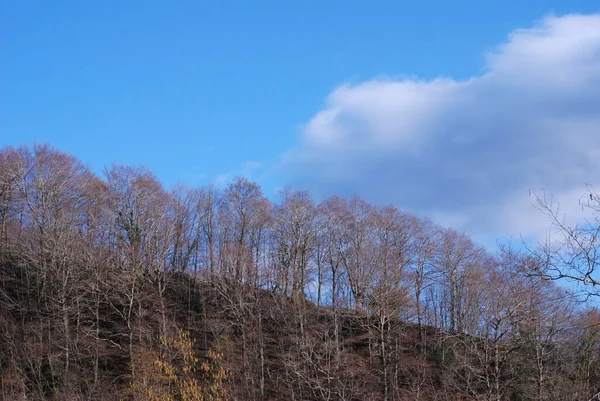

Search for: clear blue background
xmin=2 ymin=1 xmax=597 ymax=195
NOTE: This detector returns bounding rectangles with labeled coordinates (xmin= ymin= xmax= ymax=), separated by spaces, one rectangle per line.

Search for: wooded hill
xmin=1 ymin=144 xmax=599 ymax=400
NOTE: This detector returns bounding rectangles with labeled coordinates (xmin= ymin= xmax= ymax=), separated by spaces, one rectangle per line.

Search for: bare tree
xmin=105 ymin=164 xmax=172 ymax=371
xmin=431 ymin=228 xmax=489 ymax=335
xmin=197 ymin=185 xmax=222 ymax=274
xmin=532 ymin=186 xmax=600 ymax=300
xmin=271 ymin=188 xmax=317 ymax=298
xmin=410 ymin=217 xmax=439 ymax=348
xmin=220 ymin=177 xmax=270 ymax=285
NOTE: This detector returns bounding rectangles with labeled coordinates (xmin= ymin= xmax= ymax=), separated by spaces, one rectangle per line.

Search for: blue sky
xmin=2 ymin=1 xmax=600 ymax=245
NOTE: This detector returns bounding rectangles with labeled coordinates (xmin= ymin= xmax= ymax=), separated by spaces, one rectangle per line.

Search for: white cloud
xmin=214 ymin=173 xmax=232 ymax=186
xmin=283 ymin=14 xmax=600 ymax=245
xmin=214 ymin=161 xmax=267 ymax=188
xmin=242 ymin=161 xmax=263 ymax=178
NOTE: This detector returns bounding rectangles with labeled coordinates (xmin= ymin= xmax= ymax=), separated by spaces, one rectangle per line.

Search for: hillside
xmin=1 ymin=144 xmax=600 ymax=401
xmin=2 ymin=256 xmax=589 ymax=401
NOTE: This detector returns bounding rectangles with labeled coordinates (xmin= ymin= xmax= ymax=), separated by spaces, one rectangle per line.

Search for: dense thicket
xmin=0 ymin=144 xmax=599 ymax=400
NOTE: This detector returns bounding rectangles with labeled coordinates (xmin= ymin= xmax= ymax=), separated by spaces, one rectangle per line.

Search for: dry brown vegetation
xmin=1 ymin=144 xmax=600 ymax=400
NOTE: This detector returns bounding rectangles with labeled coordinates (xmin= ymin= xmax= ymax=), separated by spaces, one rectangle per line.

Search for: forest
xmin=1 ymin=144 xmax=599 ymax=401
